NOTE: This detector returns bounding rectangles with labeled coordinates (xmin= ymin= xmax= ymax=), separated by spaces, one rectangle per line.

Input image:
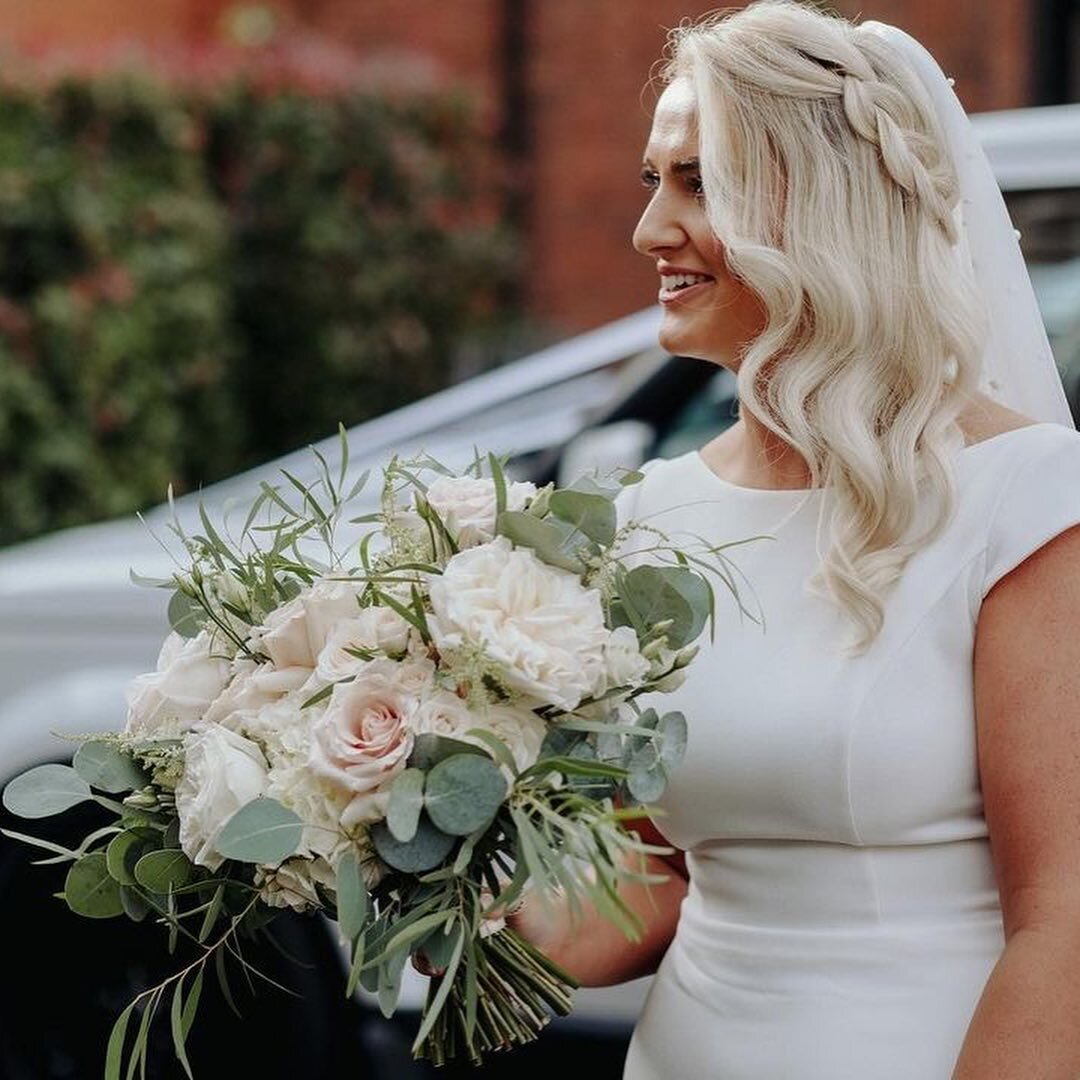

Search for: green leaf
xmin=626 ymin=753 xmax=668 ymax=804
xmin=377 ymin=947 xmax=409 ymax=1018
xmin=105 ymin=1000 xmax=137 ymax=1080
xmin=623 ymin=565 xmax=710 ymax=649
xmin=170 ymin=973 xmax=195 ymax=1080
xmin=119 ymin=885 xmax=151 ymax=922
xmin=496 ymin=511 xmax=586 ymax=573
xmin=134 ymin=849 xmax=195 ymax=893
xmin=386 ymin=768 xmax=426 ymax=843
xmin=463 ymin=727 xmax=518 ymax=776
xmin=168 ymin=589 xmax=203 ymax=639
xmin=424 ymin=754 xmax=506 ymax=836
xmin=198 ymin=883 xmax=226 ymax=943
xmin=418 ymin=918 xmax=461 ymax=970
xmin=73 ymin=742 xmax=148 ymax=794
xmin=215 ymin=797 xmax=303 ymax=864
xmin=408 ymin=733 xmax=488 ymax=771
xmin=657 ymin=711 xmax=688 ymax=770
xmin=107 ymin=831 xmax=153 ymax=885
xmin=65 ymin=852 xmax=124 ymax=918
xmin=335 ymin=851 xmax=369 ymax=943
xmin=3 ymin=764 xmax=92 ymax=818
xmin=181 ymin=970 xmax=203 ymax=1052
xmin=548 ymin=489 xmax=617 ymax=546
xmin=371 ymin=814 xmax=456 ymax=873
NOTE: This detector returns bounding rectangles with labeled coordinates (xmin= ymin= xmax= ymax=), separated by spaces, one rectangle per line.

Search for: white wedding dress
xmin=619 ymin=422 xmax=1080 ymax=1079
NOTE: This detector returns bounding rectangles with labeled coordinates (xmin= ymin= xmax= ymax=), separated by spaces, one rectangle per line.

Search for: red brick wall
xmin=0 ymin=0 xmax=1039 ymax=336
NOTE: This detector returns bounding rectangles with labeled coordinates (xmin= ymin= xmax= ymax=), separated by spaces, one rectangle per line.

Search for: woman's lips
xmin=659 ymin=279 xmax=714 ymax=304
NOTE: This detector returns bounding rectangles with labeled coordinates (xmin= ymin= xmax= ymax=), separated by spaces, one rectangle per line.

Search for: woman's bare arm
xmin=953 ymin=523 xmax=1080 ymax=1078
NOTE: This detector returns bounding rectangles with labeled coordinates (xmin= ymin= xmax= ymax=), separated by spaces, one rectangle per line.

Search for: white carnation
xmin=175 ymin=725 xmax=269 ymax=871
xmin=429 ymin=536 xmax=608 ymax=710
xmin=423 ymin=476 xmax=537 ymax=548
xmin=124 ymin=631 xmax=231 ymax=743
xmin=602 ymin=626 xmax=651 ymax=693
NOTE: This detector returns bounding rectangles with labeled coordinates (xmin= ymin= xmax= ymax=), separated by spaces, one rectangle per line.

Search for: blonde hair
xmin=659 ymin=0 xmax=987 ymax=650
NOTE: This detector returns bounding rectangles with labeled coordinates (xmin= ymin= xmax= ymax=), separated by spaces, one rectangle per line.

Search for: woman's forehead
xmin=644 ymin=80 xmax=699 ymax=161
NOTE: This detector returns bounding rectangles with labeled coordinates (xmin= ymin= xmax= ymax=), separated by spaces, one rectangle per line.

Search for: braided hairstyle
xmin=658 ymin=0 xmax=988 ymax=650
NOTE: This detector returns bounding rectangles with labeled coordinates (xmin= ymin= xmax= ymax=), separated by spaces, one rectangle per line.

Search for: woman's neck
xmin=699 ymin=408 xmax=815 ymax=490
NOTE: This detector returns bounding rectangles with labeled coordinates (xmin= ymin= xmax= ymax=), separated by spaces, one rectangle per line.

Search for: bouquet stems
xmin=414 ymin=927 xmax=579 ymax=1066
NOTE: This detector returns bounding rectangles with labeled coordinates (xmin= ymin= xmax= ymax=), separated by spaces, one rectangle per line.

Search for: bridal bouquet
xmin=3 ymin=433 xmax=743 ymax=1077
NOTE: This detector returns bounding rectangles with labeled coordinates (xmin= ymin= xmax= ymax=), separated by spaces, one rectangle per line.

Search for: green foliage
xmin=214 ymin=796 xmax=303 ymax=864
xmin=0 ymin=72 xmax=524 ymax=545
xmin=2 ymin=762 xmax=92 ymax=817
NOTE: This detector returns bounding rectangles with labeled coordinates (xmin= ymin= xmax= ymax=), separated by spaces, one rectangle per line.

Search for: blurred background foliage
xmin=0 ymin=71 xmax=524 ymax=546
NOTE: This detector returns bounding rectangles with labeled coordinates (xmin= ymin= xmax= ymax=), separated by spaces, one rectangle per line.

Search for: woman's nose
xmin=632 ymin=192 xmax=685 ymax=258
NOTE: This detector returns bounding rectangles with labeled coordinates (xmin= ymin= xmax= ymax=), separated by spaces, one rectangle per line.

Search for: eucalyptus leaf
xmin=387 ymin=768 xmax=426 ymax=843
xmin=424 ymin=754 xmax=506 ymax=836
xmin=495 ymin=511 xmax=586 ymax=573
xmin=377 ymin=947 xmax=409 ymax=1018
xmin=73 ymin=742 xmax=147 ymax=794
xmin=106 ymin=831 xmax=153 ymax=885
xmin=168 ymin=589 xmax=203 ymax=639
xmin=336 ymin=850 xmax=369 ymax=943
xmin=626 ymin=756 xmax=668 ymax=804
xmin=548 ymin=489 xmax=617 ymax=546
xmin=215 ymin=797 xmax=303 ymax=864
xmin=371 ymin=814 xmax=456 ymax=873
xmin=418 ymin=919 xmax=461 ymax=971
xmin=119 ymin=885 xmax=151 ymax=922
xmin=65 ymin=852 xmax=124 ymax=918
xmin=623 ymin=565 xmax=710 ymax=649
xmin=408 ymin=734 xmax=488 ymax=772
xmin=2 ymin=764 xmax=92 ymax=819
xmin=134 ymin=849 xmax=195 ymax=893
xmin=657 ymin=711 xmax=688 ymax=770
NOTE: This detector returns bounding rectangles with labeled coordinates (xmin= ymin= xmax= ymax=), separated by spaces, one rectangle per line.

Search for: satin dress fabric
xmin=619 ymin=423 xmax=1080 ymax=1079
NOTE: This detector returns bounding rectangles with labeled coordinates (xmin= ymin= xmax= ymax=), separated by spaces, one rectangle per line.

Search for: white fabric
xmin=860 ymin=20 xmax=1074 ymax=429
xmin=619 ymin=423 xmax=1080 ymax=1078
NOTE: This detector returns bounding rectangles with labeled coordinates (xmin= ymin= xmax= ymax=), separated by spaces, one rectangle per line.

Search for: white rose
xmin=423 ymin=476 xmax=537 ymax=548
xmin=309 ymin=659 xmax=417 ymax=827
xmin=203 ymin=659 xmax=311 ymax=729
xmin=252 ymin=578 xmax=365 ymax=670
xmin=313 ymin=608 xmax=412 ymax=684
xmin=429 ymin=536 xmax=608 ymax=710
xmin=124 ymin=631 xmax=232 ymax=743
xmin=602 ymin=626 xmax=651 ymax=693
xmin=175 ymin=725 xmax=269 ymax=871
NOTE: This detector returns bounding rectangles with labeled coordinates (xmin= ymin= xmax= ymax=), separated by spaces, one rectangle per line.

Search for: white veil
xmin=861 ymin=21 xmax=1075 ymax=429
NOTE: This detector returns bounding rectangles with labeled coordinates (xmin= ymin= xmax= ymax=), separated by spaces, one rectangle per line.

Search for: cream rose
xmin=428 ymin=536 xmax=608 ymax=710
xmin=123 ymin=631 xmax=232 ymax=743
xmin=251 ymin=578 xmax=365 ymax=670
xmin=309 ymin=659 xmax=418 ymax=827
xmin=413 ymin=691 xmax=544 ymax=774
xmin=175 ymin=725 xmax=269 ymax=871
xmin=602 ymin=625 xmax=651 ymax=693
xmin=423 ymin=476 xmax=537 ymax=548
xmin=313 ymin=608 xmax=412 ymax=684
xmin=203 ymin=659 xmax=311 ymax=729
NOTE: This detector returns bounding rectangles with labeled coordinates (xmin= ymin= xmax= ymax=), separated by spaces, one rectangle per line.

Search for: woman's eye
xmin=640 ymin=170 xmax=659 ymax=191
xmin=686 ymin=175 xmax=705 ymax=197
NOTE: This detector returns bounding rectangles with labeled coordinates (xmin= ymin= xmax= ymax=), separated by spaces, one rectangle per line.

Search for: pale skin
xmin=432 ymin=79 xmax=1080 ymax=1076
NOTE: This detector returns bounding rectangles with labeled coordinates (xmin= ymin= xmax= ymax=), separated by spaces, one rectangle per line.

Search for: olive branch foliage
xmin=2 ymin=426 xmax=758 ymax=1074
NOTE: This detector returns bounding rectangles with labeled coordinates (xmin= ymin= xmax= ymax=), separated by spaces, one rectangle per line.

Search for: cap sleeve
xmin=982 ymin=425 xmax=1080 ymax=598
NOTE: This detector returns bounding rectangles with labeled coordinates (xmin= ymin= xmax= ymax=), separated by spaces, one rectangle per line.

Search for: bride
xmin=502 ymin=2 xmax=1080 ymax=1076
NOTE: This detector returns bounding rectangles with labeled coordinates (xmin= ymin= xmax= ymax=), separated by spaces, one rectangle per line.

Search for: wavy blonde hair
xmin=658 ymin=0 xmax=988 ymax=650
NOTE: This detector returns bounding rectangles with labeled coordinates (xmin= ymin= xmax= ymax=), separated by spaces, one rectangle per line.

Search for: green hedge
xmin=0 ymin=74 xmax=523 ymax=546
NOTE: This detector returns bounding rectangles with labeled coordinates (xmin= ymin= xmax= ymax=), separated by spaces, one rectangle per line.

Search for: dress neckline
xmin=688 ymin=421 xmax=1063 ymax=496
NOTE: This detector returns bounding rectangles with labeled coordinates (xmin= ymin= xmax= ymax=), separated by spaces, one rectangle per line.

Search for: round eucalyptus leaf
xmin=626 ymin=760 xmax=668 ymax=804
xmin=335 ymin=850 xmax=369 ymax=943
xmin=215 ymin=797 xmax=303 ymax=865
xmin=657 ymin=711 xmax=688 ymax=770
xmin=495 ymin=511 xmax=586 ymax=573
xmin=106 ymin=830 xmax=154 ymax=885
xmin=387 ymin=768 xmax=426 ymax=843
xmin=623 ymin=566 xmax=709 ymax=649
xmin=168 ymin=589 xmax=203 ymax=639
xmin=65 ymin=853 xmax=124 ymax=919
xmin=418 ymin=921 xmax=463 ymax=971
xmin=409 ymin=734 xmax=488 ymax=772
xmin=424 ymin=753 xmax=506 ymax=836
xmin=134 ymin=849 xmax=195 ymax=893
xmin=548 ymin=489 xmax=617 ymax=546
xmin=2 ymin=764 xmax=92 ymax=819
xmin=73 ymin=742 xmax=147 ymax=794
xmin=371 ymin=815 xmax=456 ymax=874
xmin=119 ymin=885 xmax=151 ymax=922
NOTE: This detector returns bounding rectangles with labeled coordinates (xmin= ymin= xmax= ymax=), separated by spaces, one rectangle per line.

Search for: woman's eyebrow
xmin=641 ymin=157 xmax=701 ymax=174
